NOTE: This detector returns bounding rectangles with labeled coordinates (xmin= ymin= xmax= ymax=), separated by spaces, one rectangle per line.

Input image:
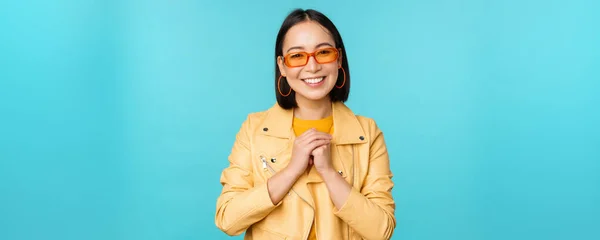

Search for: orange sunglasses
xmin=281 ymin=47 xmax=340 ymax=68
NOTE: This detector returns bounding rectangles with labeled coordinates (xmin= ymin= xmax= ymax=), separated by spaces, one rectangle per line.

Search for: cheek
xmin=325 ymin=67 xmax=340 ymax=82
xmin=286 ymin=68 xmax=303 ymax=80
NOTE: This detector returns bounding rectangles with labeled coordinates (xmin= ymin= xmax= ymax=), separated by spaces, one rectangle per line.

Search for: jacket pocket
xmin=254 ymin=148 xmax=292 ymax=182
xmin=253 ymin=136 xmax=292 ymax=179
xmin=250 ymin=226 xmax=289 ymax=239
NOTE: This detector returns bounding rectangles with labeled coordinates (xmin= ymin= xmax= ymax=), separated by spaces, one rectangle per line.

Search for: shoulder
xmin=239 ymin=110 xmax=268 ymax=131
xmin=355 ymin=115 xmax=376 ymax=127
xmin=335 ymin=102 xmax=382 ymax=134
xmin=355 ymin=115 xmax=384 ymax=137
xmin=236 ymin=103 xmax=281 ymax=132
xmin=240 ymin=102 xmax=291 ymax=128
xmin=246 ymin=111 xmax=268 ymax=124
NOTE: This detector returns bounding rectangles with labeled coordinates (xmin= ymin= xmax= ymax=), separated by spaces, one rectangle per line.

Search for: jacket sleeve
xmin=333 ymin=118 xmax=396 ymax=240
xmin=215 ymin=115 xmax=282 ymax=236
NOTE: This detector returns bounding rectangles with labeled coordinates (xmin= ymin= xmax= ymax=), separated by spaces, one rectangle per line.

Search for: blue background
xmin=1 ymin=0 xmax=598 ymax=239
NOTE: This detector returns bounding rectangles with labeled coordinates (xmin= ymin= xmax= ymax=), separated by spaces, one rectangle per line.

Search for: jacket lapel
xmin=259 ymin=103 xmax=293 ymax=139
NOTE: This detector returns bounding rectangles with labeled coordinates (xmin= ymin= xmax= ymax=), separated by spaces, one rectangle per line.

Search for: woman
xmin=215 ymin=9 xmax=395 ymax=240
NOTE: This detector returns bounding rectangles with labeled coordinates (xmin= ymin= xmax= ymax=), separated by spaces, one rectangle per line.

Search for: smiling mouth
xmin=302 ymin=77 xmax=325 ymax=84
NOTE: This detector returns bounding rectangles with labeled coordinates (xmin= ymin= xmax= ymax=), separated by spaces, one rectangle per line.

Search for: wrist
xmin=283 ymin=164 xmax=304 ymax=179
xmin=318 ymin=167 xmax=337 ymax=179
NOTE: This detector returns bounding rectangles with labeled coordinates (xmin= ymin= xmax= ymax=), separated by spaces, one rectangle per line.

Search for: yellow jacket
xmin=215 ymin=102 xmax=395 ymax=240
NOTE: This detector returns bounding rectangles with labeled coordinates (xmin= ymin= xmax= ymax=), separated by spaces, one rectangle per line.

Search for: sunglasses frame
xmin=281 ymin=47 xmax=341 ymax=68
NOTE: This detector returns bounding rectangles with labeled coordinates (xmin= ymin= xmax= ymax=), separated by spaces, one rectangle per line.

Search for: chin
xmin=296 ymin=91 xmax=331 ymax=101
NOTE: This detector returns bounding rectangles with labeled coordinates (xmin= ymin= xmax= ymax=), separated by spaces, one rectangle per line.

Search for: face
xmin=277 ymin=21 xmax=342 ymax=102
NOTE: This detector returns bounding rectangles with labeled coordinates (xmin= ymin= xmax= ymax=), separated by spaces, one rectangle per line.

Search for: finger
xmin=306 ymin=133 xmax=333 ymax=144
xmin=305 ymin=138 xmax=330 ymax=149
xmin=296 ymin=128 xmax=317 ymax=142
xmin=301 ymin=128 xmax=332 ymax=139
xmin=305 ymin=130 xmax=332 ymax=140
xmin=302 ymin=128 xmax=317 ymax=136
xmin=311 ymin=144 xmax=329 ymax=154
xmin=306 ymin=139 xmax=330 ymax=151
xmin=299 ymin=130 xmax=330 ymax=144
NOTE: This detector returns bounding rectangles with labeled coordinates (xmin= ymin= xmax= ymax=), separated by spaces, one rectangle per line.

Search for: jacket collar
xmin=259 ymin=102 xmax=366 ymax=145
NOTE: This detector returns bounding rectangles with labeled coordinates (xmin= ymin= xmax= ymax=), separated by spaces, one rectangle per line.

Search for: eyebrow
xmin=286 ymin=42 xmax=334 ymax=53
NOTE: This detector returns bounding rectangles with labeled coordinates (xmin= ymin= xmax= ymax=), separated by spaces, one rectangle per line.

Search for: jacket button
xmin=271 ymin=158 xmax=276 ymax=163
xmin=359 ymin=136 xmax=365 ymax=141
xmin=263 ymin=127 xmax=268 ymax=132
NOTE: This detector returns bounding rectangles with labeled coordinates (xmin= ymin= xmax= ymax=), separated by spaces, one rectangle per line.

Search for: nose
xmin=303 ymin=55 xmax=321 ymax=73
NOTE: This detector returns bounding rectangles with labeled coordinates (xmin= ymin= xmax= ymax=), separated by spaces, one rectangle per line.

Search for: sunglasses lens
xmin=315 ymin=48 xmax=338 ymax=63
xmin=285 ymin=52 xmax=309 ymax=67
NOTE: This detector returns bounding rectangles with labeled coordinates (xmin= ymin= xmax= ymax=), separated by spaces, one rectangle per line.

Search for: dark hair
xmin=275 ymin=9 xmax=350 ymax=109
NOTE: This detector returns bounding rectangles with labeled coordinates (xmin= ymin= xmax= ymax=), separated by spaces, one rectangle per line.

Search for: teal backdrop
xmin=1 ymin=0 xmax=598 ymax=239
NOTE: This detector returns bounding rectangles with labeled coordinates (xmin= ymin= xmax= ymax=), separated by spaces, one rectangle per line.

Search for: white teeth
xmin=303 ymin=77 xmax=324 ymax=84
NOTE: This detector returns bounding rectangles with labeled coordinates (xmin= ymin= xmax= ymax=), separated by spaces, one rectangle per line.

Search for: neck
xmin=294 ymin=96 xmax=332 ymax=120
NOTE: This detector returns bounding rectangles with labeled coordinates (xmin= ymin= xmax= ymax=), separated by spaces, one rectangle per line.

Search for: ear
xmin=277 ymin=56 xmax=287 ymax=76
